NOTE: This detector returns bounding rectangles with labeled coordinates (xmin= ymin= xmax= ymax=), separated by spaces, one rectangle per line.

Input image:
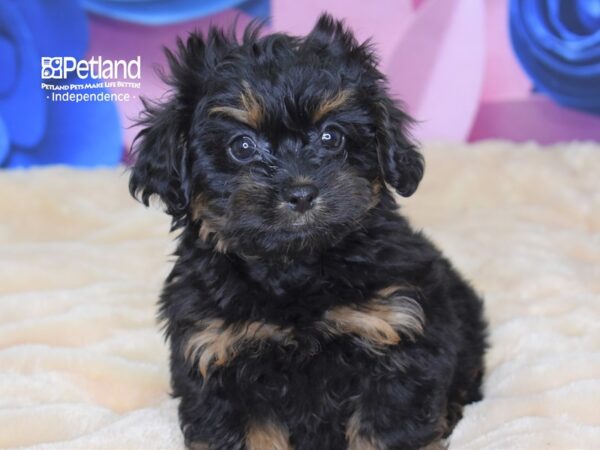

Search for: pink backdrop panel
xmin=469 ymin=96 xmax=600 ymax=144
xmin=386 ymin=0 xmax=485 ymax=142
xmin=481 ymin=0 xmax=531 ymax=102
xmin=272 ymin=0 xmax=414 ymax=70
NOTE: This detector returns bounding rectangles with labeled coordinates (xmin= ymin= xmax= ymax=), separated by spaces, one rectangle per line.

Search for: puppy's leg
xmin=345 ymin=375 xmax=448 ymax=450
xmin=178 ymin=385 xmax=292 ymax=450
xmin=171 ymin=336 xmax=293 ymax=450
xmin=168 ymin=330 xmax=246 ymax=450
xmin=176 ymin=376 xmax=246 ymax=450
xmin=441 ymin=267 xmax=487 ymax=434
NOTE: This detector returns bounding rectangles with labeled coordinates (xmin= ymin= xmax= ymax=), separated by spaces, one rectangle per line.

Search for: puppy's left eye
xmin=320 ymin=127 xmax=344 ymax=149
xmin=228 ymin=136 xmax=258 ymax=163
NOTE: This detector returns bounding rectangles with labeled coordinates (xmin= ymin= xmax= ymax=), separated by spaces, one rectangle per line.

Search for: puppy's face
xmin=130 ymin=15 xmax=424 ymax=257
xmin=192 ymin=77 xmax=380 ymax=255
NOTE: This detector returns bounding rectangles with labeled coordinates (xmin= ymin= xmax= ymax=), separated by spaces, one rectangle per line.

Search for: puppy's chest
xmin=184 ymin=284 xmax=425 ymax=381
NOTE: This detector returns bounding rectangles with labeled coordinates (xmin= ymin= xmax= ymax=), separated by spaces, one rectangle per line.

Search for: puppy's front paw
xmin=419 ymin=440 xmax=448 ymax=450
xmin=246 ymin=420 xmax=293 ymax=450
xmin=187 ymin=442 xmax=209 ymax=450
xmin=183 ymin=420 xmax=292 ymax=450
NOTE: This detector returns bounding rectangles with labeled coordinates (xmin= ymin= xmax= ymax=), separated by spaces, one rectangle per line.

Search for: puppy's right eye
xmin=228 ymin=136 xmax=257 ymax=163
xmin=320 ymin=127 xmax=344 ymax=150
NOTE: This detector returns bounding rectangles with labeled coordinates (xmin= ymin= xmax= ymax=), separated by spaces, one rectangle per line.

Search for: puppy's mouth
xmin=291 ymin=216 xmax=312 ymax=228
xmin=215 ymin=202 xmax=369 ymax=257
xmin=277 ymin=198 xmax=324 ymax=229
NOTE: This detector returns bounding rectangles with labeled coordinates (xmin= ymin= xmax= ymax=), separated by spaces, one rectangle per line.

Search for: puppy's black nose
xmin=282 ymin=184 xmax=319 ymax=213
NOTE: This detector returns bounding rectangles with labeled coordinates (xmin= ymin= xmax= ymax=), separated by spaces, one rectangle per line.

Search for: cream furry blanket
xmin=1 ymin=141 xmax=598 ymax=449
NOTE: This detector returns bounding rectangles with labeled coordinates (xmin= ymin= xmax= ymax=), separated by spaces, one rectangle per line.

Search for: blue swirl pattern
xmin=510 ymin=0 xmax=600 ymax=114
xmin=0 ymin=0 xmax=122 ymax=168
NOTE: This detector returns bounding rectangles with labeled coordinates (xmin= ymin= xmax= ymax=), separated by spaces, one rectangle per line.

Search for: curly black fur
xmin=129 ymin=14 xmax=487 ymax=450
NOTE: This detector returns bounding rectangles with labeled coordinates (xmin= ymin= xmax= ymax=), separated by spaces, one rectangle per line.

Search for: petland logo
xmin=41 ymin=56 xmax=141 ymax=103
xmin=41 ymin=56 xmax=141 ymax=80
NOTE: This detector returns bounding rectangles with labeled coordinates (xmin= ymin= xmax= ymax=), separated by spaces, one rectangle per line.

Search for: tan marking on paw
xmin=209 ymin=81 xmax=263 ymax=129
xmin=184 ymin=319 xmax=293 ymax=377
xmin=187 ymin=442 xmax=209 ymax=450
xmin=419 ymin=440 xmax=448 ymax=450
xmin=313 ymin=89 xmax=353 ymax=123
xmin=346 ymin=409 xmax=384 ymax=450
xmin=318 ymin=286 xmax=424 ymax=351
xmin=246 ymin=420 xmax=293 ymax=450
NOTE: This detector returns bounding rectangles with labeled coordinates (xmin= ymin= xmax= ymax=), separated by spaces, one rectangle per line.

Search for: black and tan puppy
xmin=129 ymin=14 xmax=487 ymax=450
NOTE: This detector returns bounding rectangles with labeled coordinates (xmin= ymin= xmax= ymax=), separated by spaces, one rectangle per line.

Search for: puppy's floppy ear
xmin=129 ymin=99 xmax=191 ymax=228
xmin=129 ymin=34 xmax=208 ymax=229
xmin=375 ymin=97 xmax=424 ymax=197
xmin=304 ymin=14 xmax=423 ymax=196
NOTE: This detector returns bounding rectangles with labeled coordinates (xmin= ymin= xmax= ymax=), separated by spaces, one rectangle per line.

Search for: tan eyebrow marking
xmin=313 ymin=89 xmax=353 ymax=122
xmin=209 ymin=82 xmax=264 ymax=128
